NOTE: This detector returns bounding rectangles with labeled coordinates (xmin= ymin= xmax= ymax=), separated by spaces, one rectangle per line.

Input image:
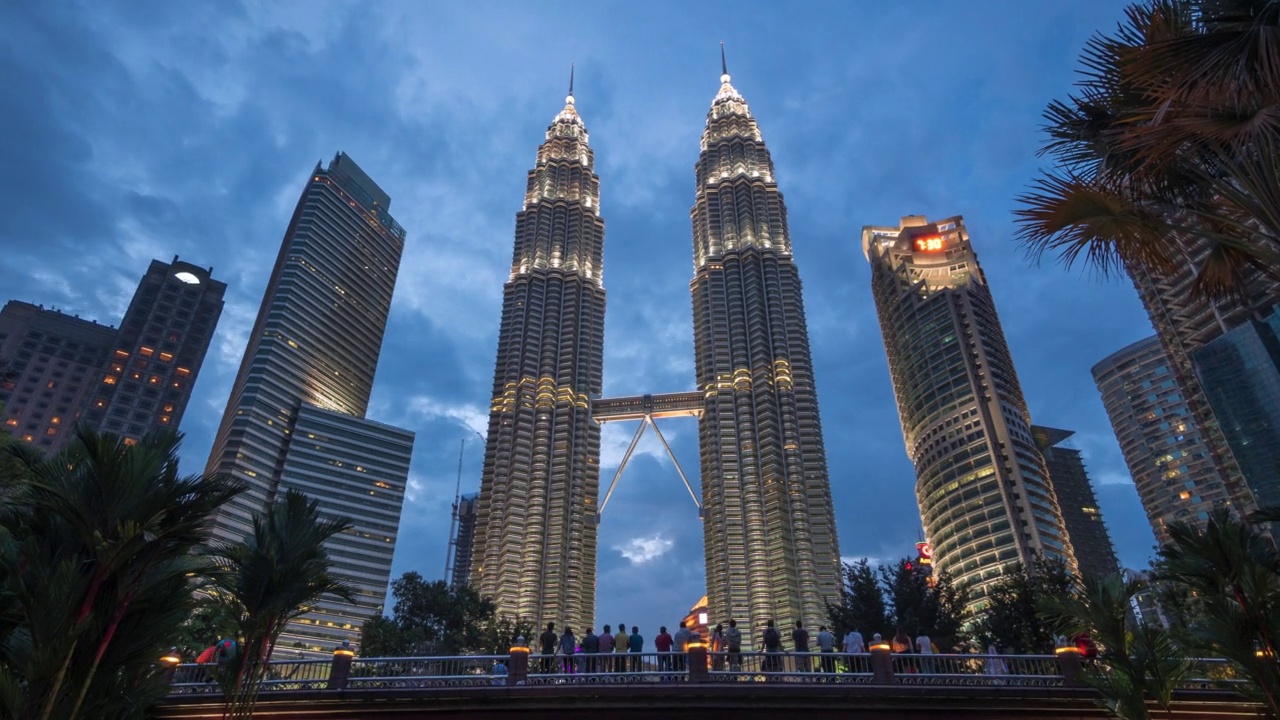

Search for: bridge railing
xmin=163 ymin=649 xmax=1261 ymax=694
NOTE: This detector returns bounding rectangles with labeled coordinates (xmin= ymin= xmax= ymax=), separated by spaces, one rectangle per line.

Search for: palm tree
xmin=0 ymin=427 xmax=242 ymax=720
xmin=1015 ymin=0 xmax=1280 ymax=302
xmin=1040 ymin=573 xmax=1193 ymax=720
xmin=1158 ymin=508 xmax=1280 ymax=716
xmin=207 ymin=489 xmax=353 ymax=720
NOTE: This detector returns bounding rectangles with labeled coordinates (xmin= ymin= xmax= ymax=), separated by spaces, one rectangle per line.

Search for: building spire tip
xmin=565 ymin=63 xmax=575 ymax=106
xmin=719 ymin=41 xmax=730 ymax=83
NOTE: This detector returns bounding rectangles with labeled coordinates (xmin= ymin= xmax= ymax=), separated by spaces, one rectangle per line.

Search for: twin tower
xmin=469 ymin=65 xmax=841 ymax=638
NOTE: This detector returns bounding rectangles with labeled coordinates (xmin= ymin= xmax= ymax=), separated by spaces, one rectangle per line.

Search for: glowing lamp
xmin=869 ymin=642 xmax=891 ymax=652
xmin=698 ymin=612 xmax=709 ymax=626
xmin=687 ymin=639 xmax=706 ymax=651
xmin=510 ymin=645 xmax=531 ymax=654
xmin=160 ymin=647 xmax=182 ymax=666
xmin=334 ymin=648 xmax=355 ymax=657
xmin=1055 ymin=646 xmax=1081 ymax=655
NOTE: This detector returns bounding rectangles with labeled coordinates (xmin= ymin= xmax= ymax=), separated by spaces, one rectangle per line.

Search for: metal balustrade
xmin=165 ymin=650 xmax=1264 ymax=694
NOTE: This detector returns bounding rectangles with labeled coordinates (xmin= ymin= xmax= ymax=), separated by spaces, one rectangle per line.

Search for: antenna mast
xmin=444 ymin=438 xmax=464 ymax=584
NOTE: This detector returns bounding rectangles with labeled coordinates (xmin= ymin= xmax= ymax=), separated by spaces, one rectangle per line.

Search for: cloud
xmin=405 ymin=396 xmax=489 ymax=437
xmin=613 ymin=533 xmax=676 ymax=565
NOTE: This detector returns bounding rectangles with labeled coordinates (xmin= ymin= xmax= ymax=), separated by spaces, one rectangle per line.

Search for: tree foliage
xmin=974 ymin=557 xmax=1078 ymax=653
xmin=0 ymin=427 xmax=242 ymax=720
xmin=826 ymin=557 xmax=968 ymax=650
xmin=1156 ymin=508 xmax=1280 ymax=717
xmin=826 ymin=559 xmax=890 ymax=640
xmin=208 ymin=489 xmax=353 ymax=720
xmin=358 ymin=573 xmax=498 ymax=656
xmin=1041 ymin=574 xmax=1193 ymax=720
xmin=1015 ymin=0 xmax=1280 ymax=302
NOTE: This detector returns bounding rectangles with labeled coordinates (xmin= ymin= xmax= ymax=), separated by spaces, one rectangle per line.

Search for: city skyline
xmin=0 ymin=2 xmax=1157 ymax=639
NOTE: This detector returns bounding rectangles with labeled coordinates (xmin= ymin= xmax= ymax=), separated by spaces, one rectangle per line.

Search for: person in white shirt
xmin=915 ymin=632 xmax=934 ymax=673
xmin=843 ymin=629 xmax=865 ymax=653
xmin=842 ymin=629 xmax=865 ymax=673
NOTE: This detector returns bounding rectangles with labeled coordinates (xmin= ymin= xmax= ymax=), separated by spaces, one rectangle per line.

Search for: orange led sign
xmin=913 ymin=235 xmax=945 ymax=253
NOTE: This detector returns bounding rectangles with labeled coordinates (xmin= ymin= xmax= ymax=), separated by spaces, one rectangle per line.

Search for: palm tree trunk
xmin=34 ymin=637 xmax=77 ymax=720
xmin=67 ymin=590 xmax=135 ymax=720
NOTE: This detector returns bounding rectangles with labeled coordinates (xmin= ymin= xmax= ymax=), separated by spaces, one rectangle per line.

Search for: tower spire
xmin=720 ymin=41 xmax=728 ymax=78
xmin=569 ymin=63 xmax=575 ymax=98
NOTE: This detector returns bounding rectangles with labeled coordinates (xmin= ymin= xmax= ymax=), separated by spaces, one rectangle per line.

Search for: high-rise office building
xmin=0 ymin=303 xmax=117 ymax=448
xmin=206 ymin=152 xmax=414 ymax=652
xmin=1189 ymin=308 xmax=1280 ymax=513
xmin=470 ymin=89 xmax=606 ymax=630
xmin=0 ymin=257 xmax=224 ymax=452
xmin=1032 ymin=425 xmax=1120 ymax=580
xmin=690 ymin=66 xmax=841 ymax=636
xmin=1092 ymin=335 xmax=1230 ymax=543
xmin=83 ymin=258 xmax=225 ymax=444
xmin=1127 ymin=243 xmax=1280 ymax=520
xmin=449 ymin=493 xmax=478 ymax=588
xmin=863 ymin=215 xmax=1077 ymax=608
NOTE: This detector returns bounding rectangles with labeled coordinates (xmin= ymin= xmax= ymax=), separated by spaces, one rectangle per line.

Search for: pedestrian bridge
xmin=155 ymin=649 xmax=1262 ymax=719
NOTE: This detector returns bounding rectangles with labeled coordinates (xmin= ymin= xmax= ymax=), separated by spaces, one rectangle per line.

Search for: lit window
xmin=163 ymin=404 xmax=174 ymax=412
xmin=46 ymin=381 xmax=56 ymax=389
xmin=159 ymin=352 xmax=173 ymax=363
xmin=148 ymin=376 xmax=160 ymax=385
xmin=176 ymin=367 xmax=191 ymax=377
xmin=21 ymin=434 xmax=34 ymax=443
xmin=4 ymin=419 xmax=17 ymax=427
xmin=123 ymin=438 xmax=137 ymax=446
xmin=114 ymin=349 xmax=129 ymax=358
xmin=104 ymin=376 xmax=117 ymax=385
xmin=45 ymin=428 xmax=57 ymax=436
xmin=50 ymin=416 xmax=60 ymax=425
xmin=95 ymin=400 xmax=105 ymax=408
xmin=159 ymin=415 xmax=170 ymax=424
xmin=139 ymin=347 xmax=154 ymax=357
xmin=131 ymin=372 xmax=141 ymax=380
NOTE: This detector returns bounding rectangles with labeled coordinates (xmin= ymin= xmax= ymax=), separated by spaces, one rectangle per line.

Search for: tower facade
xmin=863 ymin=215 xmax=1077 ymax=607
xmin=1092 ymin=335 xmax=1231 ymax=543
xmin=470 ymin=91 xmax=606 ymax=630
xmin=0 ymin=257 xmax=224 ymax=453
xmin=205 ymin=152 xmax=414 ymax=652
xmin=84 ymin=258 xmax=225 ymax=444
xmin=690 ymin=69 xmax=841 ymax=636
xmin=1032 ymin=425 xmax=1120 ymax=580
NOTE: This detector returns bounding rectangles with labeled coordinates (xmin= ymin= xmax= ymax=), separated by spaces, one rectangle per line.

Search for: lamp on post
xmin=508 ymin=635 xmax=530 ymax=686
xmin=159 ymin=647 xmax=182 ymax=686
xmin=868 ymin=633 xmax=894 ymax=684
xmin=1054 ymin=637 xmax=1083 ymax=686
xmin=328 ymin=640 xmax=355 ymax=690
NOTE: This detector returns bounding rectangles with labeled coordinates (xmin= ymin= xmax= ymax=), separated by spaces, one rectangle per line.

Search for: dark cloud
xmin=0 ymin=0 xmax=1158 ymax=641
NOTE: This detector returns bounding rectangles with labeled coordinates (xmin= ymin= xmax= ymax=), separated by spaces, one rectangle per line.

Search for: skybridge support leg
xmin=646 ymin=415 xmax=701 ymax=516
xmin=599 ymin=420 xmax=648 ymax=517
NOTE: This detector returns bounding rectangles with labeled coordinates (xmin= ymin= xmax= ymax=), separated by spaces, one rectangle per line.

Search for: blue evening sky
xmin=0 ymin=1 xmax=1156 ymax=640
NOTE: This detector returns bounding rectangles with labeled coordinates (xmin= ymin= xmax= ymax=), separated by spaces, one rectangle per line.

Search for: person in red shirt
xmin=655 ymin=626 xmax=674 ymax=673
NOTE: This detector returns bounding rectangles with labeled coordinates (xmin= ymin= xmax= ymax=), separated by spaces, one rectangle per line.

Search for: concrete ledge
xmin=154 ymin=684 xmax=1264 ymax=720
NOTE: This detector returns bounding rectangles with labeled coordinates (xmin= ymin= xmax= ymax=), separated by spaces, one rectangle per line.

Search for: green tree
xmin=880 ymin=558 xmax=970 ymax=650
xmin=358 ymin=573 xmax=497 ymax=656
xmin=172 ymin=599 xmax=238 ymax=661
xmin=208 ymin=490 xmax=353 ymax=720
xmin=1157 ymin=508 xmax=1280 ymax=717
xmin=1040 ymin=573 xmax=1193 ymax=720
xmin=479 ymin=616 xmax=537 ymax=656
xmin=0 ymin=427 xmax=241 ymax=720
xmin=1015 ymin=0 xmax=1280 ymax=302
xmin=826 ymin=558 xmax=890 ymax=639
xmin=974 ymin=557 xmax=1078 ymax=653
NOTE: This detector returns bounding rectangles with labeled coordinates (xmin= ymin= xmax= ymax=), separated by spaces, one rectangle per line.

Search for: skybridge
xmin=591 ymin=392 xmax=704 ymax=519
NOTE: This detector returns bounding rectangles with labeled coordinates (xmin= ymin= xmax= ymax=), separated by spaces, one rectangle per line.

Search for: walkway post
xmin=328 ymin=640 xmax=354 ymax=690
xmin=509 ymin=636 xmax=530 ymax=686
xmin=687 ymin=637 xmax=709 ymax=682
xmin=1055 ymin=645 xmax=1084 ymax=687
xmin=159 ymin=647 xmax=182 ymax=687
xmin=869 ymin=638 xmax=895 ymax=684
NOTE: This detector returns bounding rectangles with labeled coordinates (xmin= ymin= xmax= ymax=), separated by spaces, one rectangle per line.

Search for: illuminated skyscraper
xmin=205 ymin=152 xmax=414 ymax=652
xmin=470 ymin=87 xmax=606 ymax=630
xmin=690 ymin=63 xmax=841 ymax=636
xmin=1093 ymin=336 xmax=1239 ymax=542
xmin=863 ymin=215 xmax=1078 ymax=608
xmin=1127 ymin=244 xmax=1280 ymax=521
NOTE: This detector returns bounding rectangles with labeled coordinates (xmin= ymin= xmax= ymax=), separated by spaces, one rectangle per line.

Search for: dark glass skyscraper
xmin=690 ymin=68 xmax=841 ymax=635
xmin=470 ymin=91 xmax=606 ymax=630
xmin=205 ymin=152 xmax=414 ymax=652
xmin=1032 ymin=425 xmax=1120 ymax=580
xmin=863 ymin=215 xmax=1078 ymax=609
